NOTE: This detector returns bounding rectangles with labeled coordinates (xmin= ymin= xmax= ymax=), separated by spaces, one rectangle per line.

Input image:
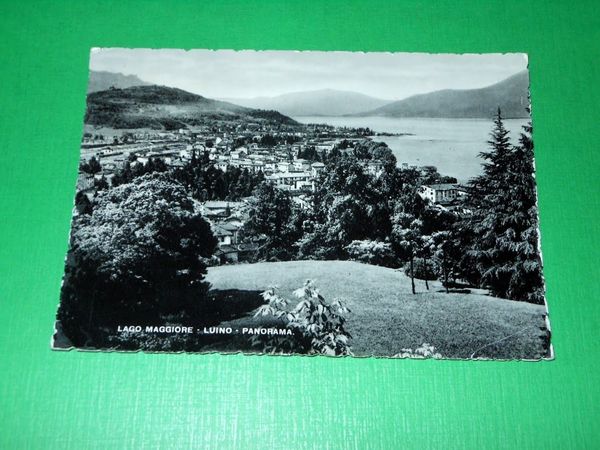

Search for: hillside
xmin=205 ymin=260 xmax=549 ymax=359
xmin=87 ymin=70 xmax=150 ymax=93
xmin=223 ymin=89 xmax=390 ymax=116
xmin=359 ymin=70 xmax=531 ymax=119
xmin=85 ymin=85 xmax=298 ymax=129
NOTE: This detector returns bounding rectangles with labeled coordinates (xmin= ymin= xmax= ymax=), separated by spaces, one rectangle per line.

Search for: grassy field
xmin=206 ymin=260 xmax=550 ymax=360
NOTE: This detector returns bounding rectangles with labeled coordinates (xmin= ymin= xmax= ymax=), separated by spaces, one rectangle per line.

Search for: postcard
xmin=52 ymin=49 xmax=551 ymax=359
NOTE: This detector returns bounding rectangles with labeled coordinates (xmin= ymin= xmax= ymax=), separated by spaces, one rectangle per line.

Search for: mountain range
xmin=222 ymin=89 xmax=390 ymax=116
xmin=87 ymin=71 xmax=150 ymax=93
xmin=84 ymin=70 xmax=530 ymax=129
xmin=84 ymin=85 xmax=297 ymax=130
xmin=358 ymin=70 xmax=530 ymax=119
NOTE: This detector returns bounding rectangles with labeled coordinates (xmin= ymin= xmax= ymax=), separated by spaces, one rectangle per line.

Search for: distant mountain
xmin=358 ymin=71 xmax=530 ymax=119
xmin=223 ymin=89 xmax=390 ymax=116
xmin=87 ymin=71 xmax=150 ymax=93
xmin=85 ymin=85 xmax=297 ymax=130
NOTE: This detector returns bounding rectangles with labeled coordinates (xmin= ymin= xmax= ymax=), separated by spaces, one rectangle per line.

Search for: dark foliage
xmin=74 ymin=191 xmax=92 ymax=215
xmin=172 ymin=153 xmax=265 ymax=201
xmin=79 ymin=156 xmax=102 ymax=174
xmin=57 ymin=173 xmax=218 ymax=349
xmin=296 ymin=145 xmax=322 ymax=161
xmin=242 ymin=182 xmax=303 ymax=260
xmin=462 ymin=110 xmax=544 ymax=303
xmin=111 ymin=157 xmax=168 ymax=187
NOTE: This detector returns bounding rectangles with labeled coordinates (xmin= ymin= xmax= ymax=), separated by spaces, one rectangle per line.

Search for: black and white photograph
xmin=53 ymin=49 xmax=551 ymax=360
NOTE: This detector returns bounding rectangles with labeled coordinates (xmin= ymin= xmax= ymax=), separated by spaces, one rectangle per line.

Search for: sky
xmin=89 ymin=48 xmax=528 ymax=101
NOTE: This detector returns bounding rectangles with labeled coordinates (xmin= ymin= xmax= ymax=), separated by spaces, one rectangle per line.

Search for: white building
xmin=311 ymin=162 xmax=325 ymax=178
xmin=418 ymin=184 xmax=459 ymax=204
xmin=293 ymin=159 xmax=311 ymax=171
xmin=277 ymin=162 xmax=293 ymax=173
xmin=266 ymin=172 xmax=312 ymax=191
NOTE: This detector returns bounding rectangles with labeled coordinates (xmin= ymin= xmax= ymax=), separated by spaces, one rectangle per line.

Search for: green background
xmin=0 ymin=0 xmax=598 ymax=448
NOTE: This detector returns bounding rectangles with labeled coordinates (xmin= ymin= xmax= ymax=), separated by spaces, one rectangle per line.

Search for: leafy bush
xmin=345 ymin=240 xmax=396 ymax=267
xmin=252 ymin=280 xmax=352 ymax=356
xmin=57 ymin=173 xmax=218 ymax=349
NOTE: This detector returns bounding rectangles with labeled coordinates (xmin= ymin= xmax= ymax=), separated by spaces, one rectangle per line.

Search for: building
xmin=277 ymin=161 xmax=293 ymax=173
xmin=218 ymin=222 xmax=243 ymax=244
xmin=418 ymin=184 xmax=459 ymax=204
xmin=212 ymin=225 xmax=233 ymax=246
xmin=311 ymin=162 xmax=325 ymax=178
xmin=230 ymin=148 xmax=247 ymax=159
xmin=215 ymin=161 xmax=228 ymax=172
xmin=215 ymin=242 xmax=259 ymax=264
xmin=266 ymin=172 xmax=312 ymax=191
xmin=292 ymin=159 xmax=311 ymax=171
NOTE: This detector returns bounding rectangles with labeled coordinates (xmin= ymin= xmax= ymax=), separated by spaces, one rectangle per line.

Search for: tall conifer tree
xmin=465 ymin=109 xmax=544 ymax=304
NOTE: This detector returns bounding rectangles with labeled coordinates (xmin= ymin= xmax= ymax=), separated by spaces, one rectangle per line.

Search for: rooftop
xmin=424 ymin=184 xmax=458 ymax=190
xmin=203 ymin=201 xmax=242 ymax=209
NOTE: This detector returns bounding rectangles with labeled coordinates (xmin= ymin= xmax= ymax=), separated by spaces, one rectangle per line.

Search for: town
xmin=76 ymin=122 xmax=467 ymax=264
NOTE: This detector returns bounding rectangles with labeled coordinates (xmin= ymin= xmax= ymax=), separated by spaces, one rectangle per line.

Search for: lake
xmin=293 ymin=116 xmax=529 ymax=183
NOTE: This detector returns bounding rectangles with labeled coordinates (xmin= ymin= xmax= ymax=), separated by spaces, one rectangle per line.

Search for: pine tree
xmin=465 ymin=110 xmax=545 ymax=304
xmin=501 ymin=121 xmax=545 ymax=303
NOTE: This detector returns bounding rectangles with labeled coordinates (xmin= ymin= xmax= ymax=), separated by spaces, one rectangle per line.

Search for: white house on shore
xmin=418 ymin=184 xmax=459 ymax=204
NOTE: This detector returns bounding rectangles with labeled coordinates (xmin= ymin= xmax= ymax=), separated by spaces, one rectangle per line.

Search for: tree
xmin=94 ymin=175 xmax=109 ymax=191
xmin=297 ymin=146 xmax=320 ymax=161
xmin=391 ymin=211 xmax=423 ymax=294
xmin=416 ymin=206 xmax=459 ymax=290
xmin=259 ymin=134 xmax=277 ymax=147
xmin=464 ymin=110 xmax=544 ymax=304
xmin=429 ymin=230 xmax=462 ymax=293
xmin=80 ymin=156 xmax=102 ymax=174
xmin=308 ymin=158 xmax=392 ymax=253
xmin=112 ymin=158 xmax=168 ymax=187
xmin=74 ymin=191 xmax=92 ymax=215
xmin=243 ymin=182 xmax=297 ymax=260
xmin=403 ymin=257 xmax=436 ymax=290
xmin=499 ymin=120 xmax=544 ymax=303
xmin=58 ymin=173 xmax=218 ymax=348
xmin=120 ymin=132 xmax=135 ymax=144
xmin=111 ymin=161 xmax=133 ymax=187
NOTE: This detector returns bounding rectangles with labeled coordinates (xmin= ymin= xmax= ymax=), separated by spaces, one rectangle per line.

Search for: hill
xmin=358 ymin=70 xmax=531 ymax=119
xmin=205 ymin=260 xmax=549 ymax=359
xmin=223 ymin=89 xmax=390 ymax=116
xmin=85 ymin=85 xmax=298 ymax=129
xmin=87 ymin=70 xmax=150 ymax=93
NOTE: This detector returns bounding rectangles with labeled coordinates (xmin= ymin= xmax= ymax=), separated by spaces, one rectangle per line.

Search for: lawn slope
xmin=206 ymin=260 xmax=549 ymax=359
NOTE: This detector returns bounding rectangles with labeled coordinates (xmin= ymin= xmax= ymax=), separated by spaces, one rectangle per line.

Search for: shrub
xmin=345 ymin=239 xmax=396 ymax=267
xmin=252 ymin=280 xmax=352 ymax=356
